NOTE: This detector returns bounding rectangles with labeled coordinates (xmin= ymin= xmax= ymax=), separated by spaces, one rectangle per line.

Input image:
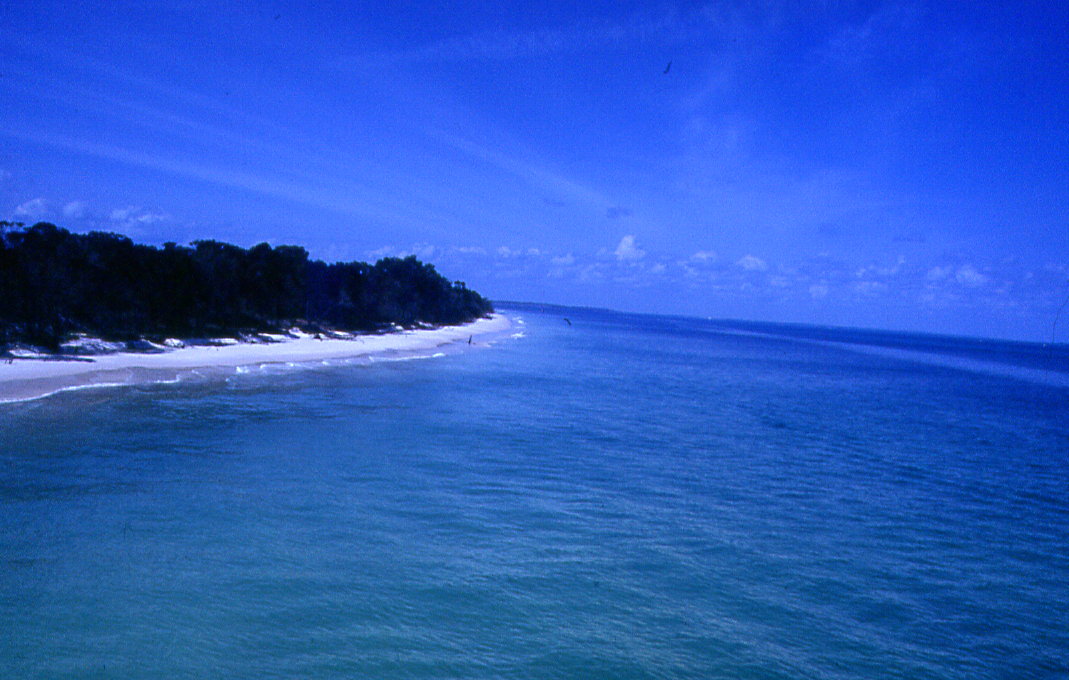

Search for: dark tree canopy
xmin=0 ymin=222 xmax=493 ymax=350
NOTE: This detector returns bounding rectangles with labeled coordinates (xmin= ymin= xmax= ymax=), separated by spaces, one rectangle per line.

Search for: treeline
xmin=0 ymin=222 xmax=493 ymax=350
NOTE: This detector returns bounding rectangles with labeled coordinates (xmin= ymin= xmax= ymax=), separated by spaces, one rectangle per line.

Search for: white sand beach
xmin=0 ymin=314 xmax=511 ymax=403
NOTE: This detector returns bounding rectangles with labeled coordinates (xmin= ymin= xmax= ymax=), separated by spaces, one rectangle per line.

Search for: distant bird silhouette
xmin=563 ymin=318 xmax=572 ymax=326
xmin=274 ymin=13 xmax=281 ymax=19
xmin=663 ymin=61 xmax=671 ymax=74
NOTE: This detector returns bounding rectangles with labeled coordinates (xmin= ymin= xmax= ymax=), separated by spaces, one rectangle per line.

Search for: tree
xmin=0 ymin=223 xmax=492 ymax=351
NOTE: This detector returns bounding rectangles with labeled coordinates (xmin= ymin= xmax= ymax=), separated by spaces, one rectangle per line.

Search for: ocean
xmin=2 ymin=303 xmax=1067 ymax=679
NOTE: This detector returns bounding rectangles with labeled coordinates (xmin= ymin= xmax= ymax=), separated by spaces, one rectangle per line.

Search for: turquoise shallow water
xmin=2 ymin=303 xmax=1068 ymax=679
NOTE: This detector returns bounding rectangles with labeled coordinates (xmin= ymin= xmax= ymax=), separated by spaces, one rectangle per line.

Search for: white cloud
xmin=134 ymin=212 xmax=169 ymax=224
xmin=8 ymin=128 xmax=425 ymax=227
xmin=650 ymin=262 xmax=667 ymax=274
xmin=0 ymin=169 xmax=12 ymax=183
xmin=63 ymin=201 xmax=87 ymax=218
xmin=388 ymin=243 xmax=436 ymax=260
xmin=366 ymin=244 xmax=436 ymax=261
xmin=454 ymin=246 xmax=487 ymax=255
xmin=14 ymin=198 xmax=49 ymax=218
xmin=108 ymin=205 xmax=171 ymax=227
xmin=316 ymin=243 xmax=359 ymax=264
xmin=857 ymin=257 xmax=906 ymax=279
xmin=955 ymin=264 xmax=987 ymax=287
xmin=432 ymin=131 xmax=609 ymax=212
xmin=823 ymin=3 xmax=923 ymax=67
xmin=690 ymin=250 xmax=718 ymax=262
xmin=578 ymin=263 xmax=606 ymax=282
xmin=680 ymin=262 xmax=703 ymax=280
xmin=110 ymin=205 xmax=139 ymax=221
xmin=547 ymin=253 xmax=578 ymax=279
xmin=926 ymin=266 xmax=949 ymax=282
xmin=614 ymin=234 xmax=645 ymax=261
xmin=377 ymin=14 xmax=698 ymax=65
xmin=854 ymin=281 xmax=888 ymax=295
xmin=809 ymin=284 xmax=829 ymax=299
xmin=736 ymin=254 xmax=768 ymax=271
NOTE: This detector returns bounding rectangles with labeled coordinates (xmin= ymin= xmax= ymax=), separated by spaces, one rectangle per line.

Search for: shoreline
xmin=0 ymin=314 xmax=512 ymax=404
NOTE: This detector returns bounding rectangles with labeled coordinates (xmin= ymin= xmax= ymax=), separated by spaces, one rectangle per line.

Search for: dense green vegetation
xmin=0 ymin=222 xmax=492 ymax=351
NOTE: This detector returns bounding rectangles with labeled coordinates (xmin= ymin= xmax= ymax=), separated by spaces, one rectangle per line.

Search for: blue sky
xmin=2 ymin=2 xmax=1067 ymax=341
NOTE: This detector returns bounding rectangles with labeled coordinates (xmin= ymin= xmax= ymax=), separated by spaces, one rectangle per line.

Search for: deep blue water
xmin=2 ymin=303 xmax=1068 ymax=679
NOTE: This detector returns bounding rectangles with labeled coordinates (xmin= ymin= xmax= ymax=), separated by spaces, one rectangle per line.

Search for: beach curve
xmin=0 ymin=314 xmax=511 ymax=404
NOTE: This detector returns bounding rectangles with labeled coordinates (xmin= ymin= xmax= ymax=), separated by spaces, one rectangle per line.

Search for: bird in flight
xmin=663 ymin=61 xmax=672 ymax=74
